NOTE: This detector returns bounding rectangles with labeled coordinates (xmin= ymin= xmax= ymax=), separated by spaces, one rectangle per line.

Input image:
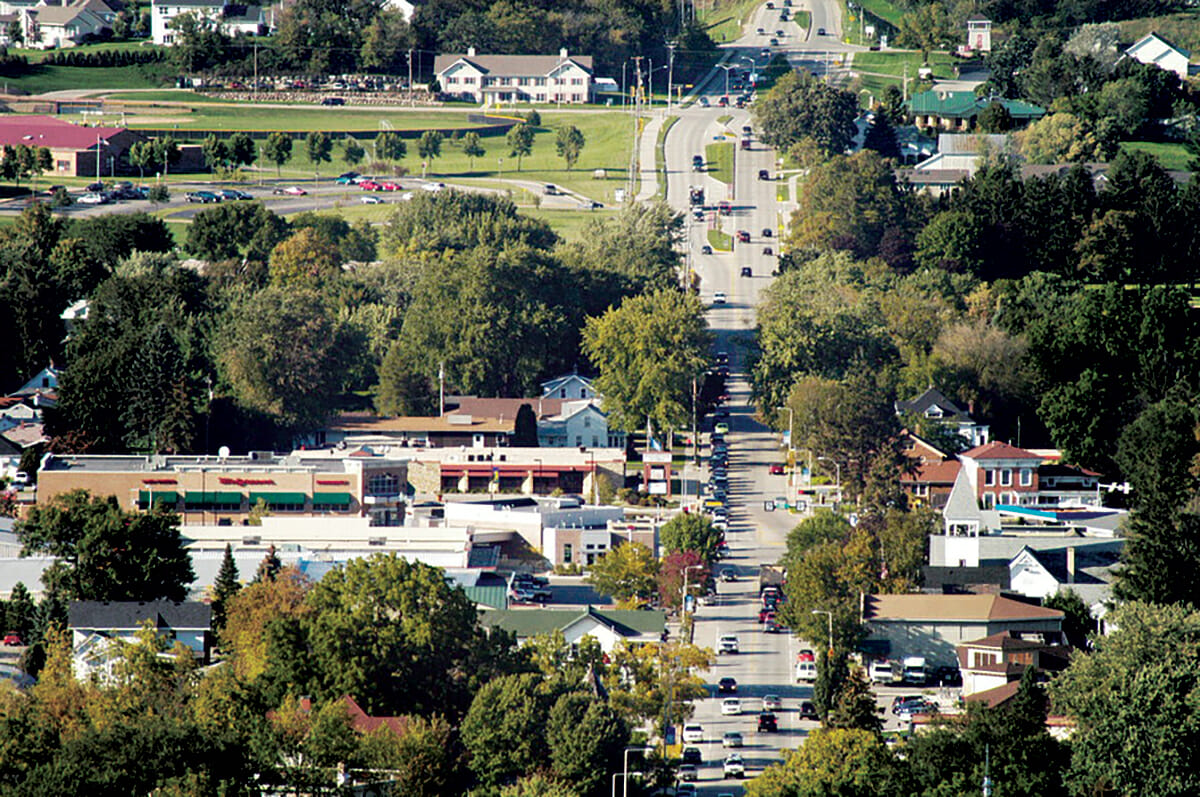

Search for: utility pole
xmin=628 ymin=55 xmax=644 ymax=201
xmin=409 ymin=49 xmax=415 ymax=108
xmin=667 ymin=42 xmax=675 ymax=112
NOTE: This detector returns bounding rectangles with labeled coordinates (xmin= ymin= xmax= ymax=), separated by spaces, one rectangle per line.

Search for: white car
xmin=360 ymin=195 xmax=385 ymax=204
xmin=762 ymin=694 xmax=783 ymax=711
xmin=422 ymin=181 xmax=445 ymax=192
xmin=719 ymin=634 xmax=739 ymax=654
xmin=78 ymin=192 xmax=106 ymax=204
xmin=720 ymin=567 xmax=737 ymax=582
xmin=713 ymin=291 xmax=727 ymax=305
xmin=682 ymin=723 xmax=704 ymax=744
xmin=723 ymin=754 xmax=746 ymax=779
xmin=721 ymin=697 xmax=742 ymax=715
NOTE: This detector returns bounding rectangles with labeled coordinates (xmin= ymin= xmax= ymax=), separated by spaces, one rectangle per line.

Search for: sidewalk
xmin=635 ymin=113 xmax=666 ymax=201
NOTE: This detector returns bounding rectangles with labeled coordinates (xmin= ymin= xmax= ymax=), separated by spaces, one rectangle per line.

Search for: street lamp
xmin=811 ymin=609 xmax=833 ymax=658
xmin=622 ymin=746 xmax=653 ymax=797
xmin=817 ymin=455 xmax=841 ymax=490
xmin=775 ymin=406 xmax=794 ymax=455
xmin=718 ymin=63 xmax=736 ymax=98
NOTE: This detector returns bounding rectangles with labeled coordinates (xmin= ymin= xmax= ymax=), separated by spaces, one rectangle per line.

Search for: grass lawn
xmin=856 ymin=0 xmax=904 ymax=26
xmin=241 ymin=111 xmax=634 ymax=201
xmin=776 ymin=181 xmax=789 ymax=201
xmin=109 ymin=106 xmax=486 ymax=132
xmin=656 ymin=116 xmax=679 ymax=198
xmin=105 ymin=90 xmax=242 ymax=103
xmin=708 ymin=227 xmax=732 ymax=251
xmin=853 ymin=50 xmax=955 ymax=104
xmin=717 ymin=114 xmax=733 ymax=125
xmin=10 ymin=41 xmax=162 ymax=61
xmin=700 ymin=0 xmax=765 ymax=45
xmin=0 ymin=63 xmax=164 ymax=93
xmin=1121 ymin=141 xmax=1191 ymax=171
xmin=705 ymin=141 xmax=734 ymax=185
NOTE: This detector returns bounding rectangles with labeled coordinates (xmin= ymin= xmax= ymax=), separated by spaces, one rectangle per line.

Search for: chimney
xmin=560 ymin=48 xmax=569 ymax=58
xmin=1066 ymin=546 xmax=1076 ymax=584
xmin=467 ymin=46 xmax=476 ymax=57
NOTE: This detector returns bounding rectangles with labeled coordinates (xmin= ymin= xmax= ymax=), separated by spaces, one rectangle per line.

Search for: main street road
xmin=655 ymin=0 xmax=862 ymax=789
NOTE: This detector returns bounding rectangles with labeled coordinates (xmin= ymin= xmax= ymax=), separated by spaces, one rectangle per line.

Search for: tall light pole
xmin=681 ymin=562 xmax=705 ymax=643
xmin=622 ymin=746 xmax=652 ymax=797
xmin=718 ymin=63 xmax=735 ymax=98
xmin=775 ymin=405 xmax=794 ymax=455
xmin=811 ymin=609 xmax=833 ymax=658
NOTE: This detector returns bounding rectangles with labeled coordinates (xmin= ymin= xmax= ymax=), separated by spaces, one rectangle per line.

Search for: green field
xmin=10 ymin=41 xmax=163 ymax=61
xmin=106 ymin=90 xmax=241 ymax=103
xmin=1121 ymin=141 xmax=1191 ymax=171
xmin=776 ymin=181 xmax=789 ymax=202
xmin=856 ymin=0 xmax=904 ymax=26
xmin=705 ymin=141 xmax=735 ymax=185
xmin=106 ymin=105 xmax=487 ymax=132
xmin=0 ymin=63 xmax=164 ymax=93
xmin=707 ymin=227 xmax=732 ymax=251
xmin=656 ymin=116 xmax=679 ymax=198
xmin=852 ymin=50 xmax=956 ymax=104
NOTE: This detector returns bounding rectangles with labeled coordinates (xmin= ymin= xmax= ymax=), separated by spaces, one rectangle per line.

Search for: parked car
xmin=320 ymin=96 xmax=345 ymax=105
xmin=722 ymin=731 xmax=744 ymax=748
xmin=336 ymin=172 xmax=360 ymax=183
xmin=78 ymin=192 xmax=107 ymax=205
xmin=933 ymin=665 xmax=963 ymax=686
xmin=894 ymin=698 xmax=935 ymax=719
xmin=183 ymin=191 xmax=218 ymax=203
xmin=724 ymin=754 xmax=746 ymax=779
xmin=2 ymin=634 xmax=22 ymax=646
xmin=718 ymin=676 xmax=738 ymax=693
xmin=359 ymin=180 xmax=382 ymax=191
xmin=422 ymin=182 xmax=446 ymax=191
xmin=219 ymin=189 xmax=252 ymax=200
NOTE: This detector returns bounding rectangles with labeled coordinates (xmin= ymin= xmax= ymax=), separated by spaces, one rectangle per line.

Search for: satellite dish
xmin=218 ymin=446 xmax=231 ymax=458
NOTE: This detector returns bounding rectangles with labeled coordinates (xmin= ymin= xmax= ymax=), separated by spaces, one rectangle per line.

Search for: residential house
xmin=958 ymin=441 xmax=1042 ymax=509
xmin=150 ymin=0 xmax=264 ymax=46
xmin=541 ymin=372 xmax=598 ymax=400
xmin=68 ymin=600 xmax=212 ymax=681
xmin=861 ymin=593 xmax=1064 ymax=668
xmin=899 ymin=433 xmax=962 ymax=509
xmin=957 ymin=631 xmax=1070 ymax=697
xmin=19 ymin=1 xmax=108 ymax=48
xmin=907 ymin=90 xmax=1045 ymax=132
xmin=10 ymin=365 xmax=58 ymax=398
xmin=479 ymin=606 xmax=666 ymax=653
xmin=434 ymin=47 xmax=595 ymax=105
xmin=1124 ymin=32 xmax=1189 ymax=81
xmin=61 ymin=298 xmax=89 ymax=339
xmin=896 ymin=386 xmax=990 ymax=448
xmin=912 ymin=133 xmax=1013 ymax=175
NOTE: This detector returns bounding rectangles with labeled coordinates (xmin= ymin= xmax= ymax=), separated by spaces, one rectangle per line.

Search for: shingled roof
xmin=69 ymin=601 xmax=211 ymax=630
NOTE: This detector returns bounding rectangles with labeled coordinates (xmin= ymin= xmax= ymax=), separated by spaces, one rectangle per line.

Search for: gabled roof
xmin=863 ymin=593 xmax=1064 ymax=623
xmin=1010 ymin=544 xmax=1119 ymax=586
xmin=541 ymin=372 xmax=596 ymax=397
xmin=1126 ymin=31 xmax=1190 ymax=60
xmin=479 ymin=606 xmax=665 ymax=639
xmin=342 ymin=695 xmax=407 ymax=736
xmin=964 ymin=679 xmax=1022 ymax=708
xmin=962 ymin=630 xmax=1049 ymax=652
xmin=69 ymin=600 xmax=212 ymax=631
xmin=434 ymin=52 xmax=594 ymax=78
xmin=961 ymin=441 xmax=1041 ymax=461
xmin=895 ymin=386 xmax=972 ymax=423
xmin=943 ymin=467 xmax=983 ymax=522
xmin=907 ymin=90 xmax=1044 ymax=120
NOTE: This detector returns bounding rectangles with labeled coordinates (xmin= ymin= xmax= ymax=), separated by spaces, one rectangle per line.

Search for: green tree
xmin=751 ymin=69 xmax=858 ymax=155
xmin=1050 ymin=602 xmax=1200 ymax=797
xmin=151 ymin=136 xmax=181 ymax=176
xmin=1116 ymin=396 xmax=1200 ymax=515
xmin=358 ymin=715 xmax=466 ymax=796
xmin=500 ymin=774 xmax=580 ymax=797
xmin=305 ymin=131 xmax=333 ymax=181
xmin=584 ymin=542 xmax=659 ymax=602
xmin=359 ymin=9 xmax=412 ymax=72
xmin=546 ymin=691 xmax=629 ymax=796
xmin=861 ymin=112 xmax=900 ymax=160
xmin=267 ymin=227 xmax=341 ymax=287
xmin=513 ymin=403 xmax=539 ymax=446
xmin=303 ymin=554 xmax=520 ymax=716
xmin=185 ymin=201 xmax=290 ymax=262
xmin=211 ymin=543 xmax=240 ymax=640
xmin=461 ymin=672 xmax=556 ymax=789
xmin=201 ymin=134 xmax=229 ymax=172
xmin=1016 ymin=112 xmax=1107 ymax=164
xmin=977 ymin=101 xmax=1014 ymax=133
xmin=746 ymin=728 xmax=907 ymax=796
xmin=216 ymin=287 xmax=353 ymax=431
xmin=659 ymin=512 xmax=723 ymax=563
xmin=375 ymin=340 xmax=437 ymax=416
xmin=15 ymin=490 xmax=194 ymax=601
xmin=1043 ymin=588 xmax=1095 ymax=650
xmin=5 ymin=582 xmax=36 ymax=642
xmin=227 ymin=131 xmax=256 ymax=168
xmin=341 ymin=137 xmax=365 ymax=168
xmin=130 ymin=140 xmax=155 ymax=180
xmin=555 ymin=125 xmax=585 ymax=170
xmin=375 ymin=131 xmax=407 ymax=164
xmin=826 ymin=666 xmax=882 ymax=734
xmin=1114 ymin=511 xmax=1200 ymax=605
xmin=263 ymin=131 xmax=294 ymax=177
xmin=657 ymin=550 xmax=709 ymax=612
xmin=417 ymin=131 xmax=442 ymax=175
xmin=582 ymin=288 xmax=712 ymax=434
xmin=507 ymin=123 xmax=535 ymax=171
xmin=787 ymin=150 xmax=910 ymax=257
xmin=462 ymin=131 xmax=485 ymax=169
xmin=895 ymin=1 xmax=954 ymax=61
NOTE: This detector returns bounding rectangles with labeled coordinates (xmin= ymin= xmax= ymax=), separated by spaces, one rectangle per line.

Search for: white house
xmin=151 ymin=0 xmax=263 ymax=45
xmin=10 ymin=365 xmax=58 ymax=398
xmin=479 ymin=606 xmax=666 ymax=652
xmin=1124 ymin=32 xmax=1190 ymax=81
xmin=541 ymin=373 xmax=597 ymax=400
xmin=68 ymin=600 xmax=213 ymax=681
xmin=895 ymin=386 xmax=990 ymax=448
xmin=434 ymin=47 xmax=594 ymax=105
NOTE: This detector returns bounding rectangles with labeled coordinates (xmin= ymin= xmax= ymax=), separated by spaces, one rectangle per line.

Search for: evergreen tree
xmin=254 ymin=544 xmax=283 ymax=583
xmin=813 ymin=649 xmax=850 ymax=720
xmin=513 ymin=403 xmax=539 ymax=446
xmin=826 ymin=666 xmax=882 ymax=734
xmin=862 ymin=112 xmax=900 ymax=160
xmin=211 ymin=543 xmax=240 ymax=636
xmin=5 ymin=581 xmax=35 ymax=641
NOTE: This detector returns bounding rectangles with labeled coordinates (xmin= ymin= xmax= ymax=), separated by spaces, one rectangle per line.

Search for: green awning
xmin=184 ymin=491 xmax=244 ymax=506
xmin=249 ymin=491 xmax=307 ymax=507
xmin=312 ymin=492 xmax=353 ymax=506
xmin=138 ymin=490 xmax=178 ymax=506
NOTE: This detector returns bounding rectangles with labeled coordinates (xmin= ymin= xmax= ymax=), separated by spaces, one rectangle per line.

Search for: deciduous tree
xmin=506 ymin=123 xmax=534 ymax=171
xmin=751 ymin=69 xmax=857 ymax=155
xmin=263 ymin=131 xmax=294 ymax=177
xmin=554 ymin=124 xmax=585 ymax=170
xmin=584 ymin=542 xmax=658 ymax=603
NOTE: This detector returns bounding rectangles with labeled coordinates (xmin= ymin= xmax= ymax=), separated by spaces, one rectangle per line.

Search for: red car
xmin=378 ymin=181 xmax=401 ymax=191
xmin=758 ymin=608 xmax=775 ymax=624
xmin=359 ymin=180 xmax=381 ymax=191
xmin=736 ymin=230 xmax=751 ymax=243
xmin=769 ymin=464 xmax=785 ymax=475
xmin=273 ymin=186 xmax=307 ymax=196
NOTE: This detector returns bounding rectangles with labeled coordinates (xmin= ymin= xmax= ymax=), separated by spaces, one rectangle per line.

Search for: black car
xmin=757 ymin=711 xmax=778 ymax=732
xmin=798 ymin=701 xmax=819 ymax=720
xmin=681 ymin=746 xmax=703 ymax=765
xmin=741 ymin=266 xmax=752 ymax=277
xmin=718 ymin=677 xmax=738 ymax=693
xmin=701 ymin=245 xmax=713 ymax=254
xmin=933 ymin=666 xmax=963 ymax=686
xmin=321 ymin=96 xmax=346 ymax=105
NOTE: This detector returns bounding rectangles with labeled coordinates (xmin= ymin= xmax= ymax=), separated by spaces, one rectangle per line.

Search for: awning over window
xmin=138 ymin=490 xmax=178 ymax=506
xmin=312 ymin=492 xmax=353 ymax=506
xmin=249 ymin=491 xmax=307 ymax=507
xmin=184 ymin=491 xmax=244 ymax=506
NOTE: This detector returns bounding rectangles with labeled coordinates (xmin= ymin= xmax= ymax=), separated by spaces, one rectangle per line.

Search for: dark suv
xmin=757 ymin=711 xmax=778 ymax=732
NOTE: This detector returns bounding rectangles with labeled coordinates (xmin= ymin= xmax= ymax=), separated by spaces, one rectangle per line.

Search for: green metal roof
xmin=138 ymin=490 xmax=178 ymax=506
xmin=479 ymin=607 xmax=667 ymax=639
xmin=312 ymin=492 xmax=353 ymax=506
xmin=249 ymin=491 xmax=307 ymax=506
xmin=907 ymin=90 xmax=1045 ymax=120
xmin=462 ymin=585 xmax=508 ymax=610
